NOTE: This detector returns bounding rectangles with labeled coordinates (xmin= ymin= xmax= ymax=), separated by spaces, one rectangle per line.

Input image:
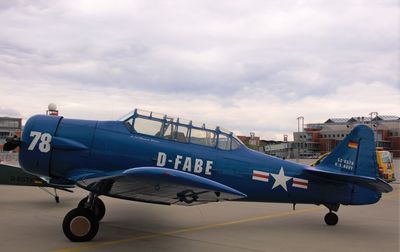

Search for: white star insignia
xmin=271 ymin=167 xmax=291 ymax=191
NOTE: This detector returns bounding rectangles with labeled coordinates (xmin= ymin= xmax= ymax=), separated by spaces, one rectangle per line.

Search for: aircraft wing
xmin=70 ymin=167 xmax=247 ymax=206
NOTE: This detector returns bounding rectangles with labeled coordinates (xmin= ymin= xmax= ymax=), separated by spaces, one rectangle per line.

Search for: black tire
xmin=78 ymin=197 xmax=106 ymax=221
xmin=324 ymin=212 xmax=339 ymax=226
xmin=62 ymin=208 xmax=99 ymax=242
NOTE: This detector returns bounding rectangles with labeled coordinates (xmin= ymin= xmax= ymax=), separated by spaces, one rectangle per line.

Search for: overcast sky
xmin=0 ymin=0 xmax=399 ymax=140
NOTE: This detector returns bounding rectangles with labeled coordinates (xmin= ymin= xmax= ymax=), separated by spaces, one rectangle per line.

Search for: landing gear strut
xmin=324 ymin=204 xmax=339 ymax=226
xmin=63 ymin=192 xmax=105 ymax=242
xmin=78 ymin=196 xmax=106 ymax=221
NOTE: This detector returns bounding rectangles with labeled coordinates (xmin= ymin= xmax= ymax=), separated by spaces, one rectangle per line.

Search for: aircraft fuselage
xmin=19 ymin=115 xmax=381 ymax=207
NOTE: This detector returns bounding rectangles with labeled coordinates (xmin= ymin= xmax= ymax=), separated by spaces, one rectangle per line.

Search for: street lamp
xmin=296 ymin=116 xmax=304 ymax=162
xmin=369 ymin=112 xmax=378 ymax=146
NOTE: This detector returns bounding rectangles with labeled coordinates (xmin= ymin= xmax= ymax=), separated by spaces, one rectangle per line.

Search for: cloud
xmin=0 ymin=0 xmax=398 ymax=139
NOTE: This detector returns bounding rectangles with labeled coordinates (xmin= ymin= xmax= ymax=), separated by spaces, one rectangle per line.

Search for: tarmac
xmin=0 ymin=159 xmax=398 ymax=252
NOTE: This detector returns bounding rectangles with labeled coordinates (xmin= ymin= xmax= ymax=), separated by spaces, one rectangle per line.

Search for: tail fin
xmin=307 ymin=125 xmax=392 ymax=193
xmin=318 ymin=125 xmax=378 ymax=177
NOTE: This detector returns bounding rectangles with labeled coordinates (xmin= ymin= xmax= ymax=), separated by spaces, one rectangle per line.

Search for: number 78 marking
xmin=28 ymin=131 xmax=52 ymax=153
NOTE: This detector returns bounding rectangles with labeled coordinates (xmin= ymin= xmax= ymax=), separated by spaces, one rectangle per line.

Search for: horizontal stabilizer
xmin=0 ymin=163 xmax=74 ymax=189
xmin=305 ymin=167 xmax=392 ymax=193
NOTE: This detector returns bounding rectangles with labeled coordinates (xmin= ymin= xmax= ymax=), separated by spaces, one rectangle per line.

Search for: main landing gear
xmin=62 ymin=193 xmax=105 ymax=242
xmin=78 ymin=196 xmax=106 ymax=221
xmin=324 ymin=204 xmax=339 ymax=226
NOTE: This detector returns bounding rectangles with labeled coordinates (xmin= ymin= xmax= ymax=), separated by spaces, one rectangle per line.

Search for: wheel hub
xmin=70 ymin=216 xmax=91 ymax=237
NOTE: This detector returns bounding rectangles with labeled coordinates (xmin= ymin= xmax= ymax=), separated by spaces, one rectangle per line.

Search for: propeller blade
xmin=3 ymin=136 xmax=21 ymax=151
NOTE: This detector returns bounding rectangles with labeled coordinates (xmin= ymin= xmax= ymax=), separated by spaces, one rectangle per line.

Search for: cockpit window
xmin=133 ymin=117 xmax=163 ymax=136
xmin=125 ymin=117 xmax=134 ymax=128
xmin=217 ymin=134 xmax=231 ymax=150
xmin=162 ymin=120 xmax=175 ymax=140
xmin=122 ymin=108 xmax=243 ymax=150
xmin=231 ymin=137 xmax=241 ymax=150
xmin=160 ymin=120 xmax=189 ymax=143
xmin=190 ymin=128 xmax=216 ymax=147
xmin=175 ymin=125 xmax=189 ymax=143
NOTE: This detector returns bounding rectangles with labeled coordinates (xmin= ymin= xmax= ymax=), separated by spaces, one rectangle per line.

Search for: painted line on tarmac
xmin=54 ymin=206 xmax=323 ymax=252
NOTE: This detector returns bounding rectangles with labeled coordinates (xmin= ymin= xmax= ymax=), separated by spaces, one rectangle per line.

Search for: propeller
xmin=3 ymin=135 xmax=21 ymax=151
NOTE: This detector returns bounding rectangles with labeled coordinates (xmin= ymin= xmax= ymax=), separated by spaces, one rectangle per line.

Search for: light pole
xmin=296 ymin=116 xmax=304 ymax=162
xmin=369 ymin=112 xmax=378 ymax=146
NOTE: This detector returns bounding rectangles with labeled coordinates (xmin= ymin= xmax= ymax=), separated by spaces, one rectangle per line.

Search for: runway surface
xmin=0 ymin=160 xmax=398 ymax=252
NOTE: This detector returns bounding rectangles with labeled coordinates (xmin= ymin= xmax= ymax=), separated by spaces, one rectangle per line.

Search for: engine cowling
xmin=19 ymin=115 xmax=62 ymax=177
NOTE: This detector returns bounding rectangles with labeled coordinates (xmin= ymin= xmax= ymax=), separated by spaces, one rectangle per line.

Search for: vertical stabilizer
xmin=318 ymin=125 xmax=378 ymax=178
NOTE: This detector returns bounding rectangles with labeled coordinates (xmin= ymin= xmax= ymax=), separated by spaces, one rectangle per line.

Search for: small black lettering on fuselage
xmin=10 ymin=176 xmax=36 ymax=184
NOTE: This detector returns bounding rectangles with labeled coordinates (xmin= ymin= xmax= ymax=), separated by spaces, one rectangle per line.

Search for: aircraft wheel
xmin=324 ymin=212 xmax=339 ymax=226
xmin=62 ymin=208 xmax=99 ymax=242
xmin=78 ymin=197 xmax=106 ymax=221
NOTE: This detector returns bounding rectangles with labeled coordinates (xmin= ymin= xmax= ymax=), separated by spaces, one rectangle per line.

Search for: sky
xmin=0 ymin=0 xmax=399 ymax=140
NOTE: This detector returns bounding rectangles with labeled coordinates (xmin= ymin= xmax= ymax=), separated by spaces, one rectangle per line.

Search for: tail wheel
xmin=78 ymin=197 xmax=106 ymax=221
xmin=324 ymin=212 xmax=339 ymax=226
xmin=63 ymin=208 xmax=99 ymax=242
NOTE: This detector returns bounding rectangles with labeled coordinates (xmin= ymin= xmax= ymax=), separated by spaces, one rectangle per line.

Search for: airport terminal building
xmin=263 ymin=115 xmax=400 ymax=158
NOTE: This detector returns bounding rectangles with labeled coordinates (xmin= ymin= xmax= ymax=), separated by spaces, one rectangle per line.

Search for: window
xmin=0 ymin=131 xmax=10 ymax=139
xmin=381 ymin=152 xmax=392 ymax=164
xmin=133 ymin=117 xmax=163 ymax=136
xmin=218 ymin=134 xmax=231 ymax=150
xmin=0 ymin=120 xmax=19 ymax=128
xmin=125 ymin=117 xmax=134 ymax=129
xmin=175 ymin=125 xmax=189 ymax=142
xmin=190 ymin=128 xmax=216 ymax=147
xmin=162 ymin=121 xmax=176 ymax=140
xmin=231 ymin=137 xmax=241 ymax=150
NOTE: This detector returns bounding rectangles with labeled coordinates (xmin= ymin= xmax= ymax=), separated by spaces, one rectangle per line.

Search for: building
xmin=262 ymin=114 xmax=400 ymax=158
xmin=262 ymin=141 xmax=292 ymax=159
xmin=237 ymin=132 xmax=261 ymax=151
xmin=0 ymin=117 xmax=22 ymax=147
xmin=294 ymin=115 xmax=400 ymax=158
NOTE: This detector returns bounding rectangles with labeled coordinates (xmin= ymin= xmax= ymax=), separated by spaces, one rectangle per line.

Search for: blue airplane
xmin=3 ymin=109 xmax=392 ymax=242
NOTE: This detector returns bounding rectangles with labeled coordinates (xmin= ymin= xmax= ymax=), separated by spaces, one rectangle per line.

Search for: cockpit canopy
xmin=120 ymin=109 xmax=243 ymax=150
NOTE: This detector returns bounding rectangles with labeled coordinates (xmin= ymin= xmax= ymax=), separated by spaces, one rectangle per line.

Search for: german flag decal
xmin=348 ymin=141 xmax=358 ymax=149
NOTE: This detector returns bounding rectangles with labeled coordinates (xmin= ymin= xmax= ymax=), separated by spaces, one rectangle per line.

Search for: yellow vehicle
xmin=311 ymin=150 xmax=395 ymax=183
xmin=376 ymin=150 xmax=395 ymax=182
xmin=310 ymin=152 xmax=329 ymax=167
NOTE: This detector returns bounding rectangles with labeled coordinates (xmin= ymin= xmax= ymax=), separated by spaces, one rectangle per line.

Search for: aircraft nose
xmin=19 ymin=115 xmax=62 ymax=176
